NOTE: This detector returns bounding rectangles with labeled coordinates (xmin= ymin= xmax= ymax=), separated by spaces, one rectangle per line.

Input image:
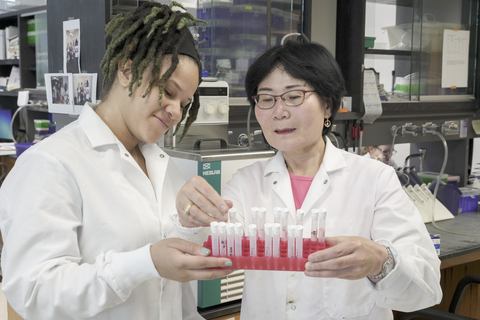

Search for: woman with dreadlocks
xmin=0 ymin=2 xmax=234 ymax=319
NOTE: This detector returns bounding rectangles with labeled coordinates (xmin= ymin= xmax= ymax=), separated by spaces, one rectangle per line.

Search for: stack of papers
xmin=0 ymin=142 xmax=16 ymax=156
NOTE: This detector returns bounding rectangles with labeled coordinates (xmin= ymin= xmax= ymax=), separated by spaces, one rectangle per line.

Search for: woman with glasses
xmin=176 ymin=41 xmax=441 ymax=319
xmin=361 ymin=145 xmax=397 ymax=167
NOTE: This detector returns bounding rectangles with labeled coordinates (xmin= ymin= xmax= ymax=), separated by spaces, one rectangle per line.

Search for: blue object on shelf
xmin=14 ymin=142 xmax=35 ymax=157
xmin=429 ymin=181 xmax=461 ymax=216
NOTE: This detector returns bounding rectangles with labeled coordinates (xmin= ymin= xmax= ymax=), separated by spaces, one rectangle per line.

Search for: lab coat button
xmin=163 ymin=232 xmax=167 ymax=238
xmin=125 ymin=153 xmax=129 ymax=157
xmin=273 ymin=181 xmax=277 ymax=185
xmin=323 ymin=179 xmax=328 ymax=184
xmin=291 ymin=305 xmax=296 ymax=310
xmin=162 ymin=286 xmax=166 ymax=291
xmin=160 ymin=154 xmax=165 ymax=158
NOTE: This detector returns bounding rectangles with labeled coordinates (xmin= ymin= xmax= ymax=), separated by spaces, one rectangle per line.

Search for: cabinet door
xmin=364 ymin=0 xmax=478 ymax=102
xmin=196 ymin=0 xmax=307 ymax=97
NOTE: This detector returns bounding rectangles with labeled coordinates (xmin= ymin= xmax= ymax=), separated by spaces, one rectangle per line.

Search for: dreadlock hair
xmin=100 ymin=1 xmax=206 ymax=142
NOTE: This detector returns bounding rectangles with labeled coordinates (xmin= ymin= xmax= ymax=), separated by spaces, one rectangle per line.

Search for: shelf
xmin=0 ymin=90 xmax=19 ymax=96
xmin=365 ymin=0 xmax=413 ymax=7
xmin=364 ymin=49 xmax=411 ymax=56
xmin=0 ymin=59 xmax=19 ymax=66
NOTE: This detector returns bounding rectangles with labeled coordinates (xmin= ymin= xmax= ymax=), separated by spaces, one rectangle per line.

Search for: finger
xmin=188 ymin=204 xmax=218 ymax=226
xmin=188 ymin=176 xmax=229 ymax=221
xmin=305 ymin=266 xmax=358 ymax=280
xmin=182 ymin=255 xmax=234 ymax=270
xmin=187 ymin=268 xmax=234 ymax=281
xmin=308 ymin=239 xmax=354 ymax=263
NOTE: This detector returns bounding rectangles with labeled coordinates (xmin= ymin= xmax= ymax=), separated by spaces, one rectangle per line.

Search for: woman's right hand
xmin=150 ymin=238 xmax=233 ymax=283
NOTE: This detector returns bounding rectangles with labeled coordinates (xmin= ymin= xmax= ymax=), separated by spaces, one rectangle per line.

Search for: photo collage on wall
xmin=45 ymin=18 xmax=97 ymax=115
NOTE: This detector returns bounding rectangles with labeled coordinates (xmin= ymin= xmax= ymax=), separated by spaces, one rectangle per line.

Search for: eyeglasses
xmin=375 ymin=146 xmax=397 ymax=155
xmin=252 ymin=89 xmax=316 ymax=110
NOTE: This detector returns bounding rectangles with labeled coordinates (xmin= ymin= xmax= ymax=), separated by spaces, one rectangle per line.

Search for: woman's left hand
xmin=176 ymin=176 xmax=233 ymax=228
xmin=305 ymin=236 xmax=388 ymax=280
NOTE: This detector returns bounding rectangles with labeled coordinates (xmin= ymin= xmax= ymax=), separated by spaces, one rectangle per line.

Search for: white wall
xmin=310 ymin=0 xmax=337 ymax=56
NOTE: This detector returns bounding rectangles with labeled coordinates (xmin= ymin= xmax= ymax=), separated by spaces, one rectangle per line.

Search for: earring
xmin=324 ymin=118 xmax=331 ymax=128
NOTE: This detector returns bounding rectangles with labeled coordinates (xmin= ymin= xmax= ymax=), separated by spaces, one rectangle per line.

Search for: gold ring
xmin=184 ymin=203 xmax=193 ymax=216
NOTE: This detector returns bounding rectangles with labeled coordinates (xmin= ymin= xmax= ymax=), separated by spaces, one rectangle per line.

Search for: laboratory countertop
xmin=425 ymin=211 xmax=480 ymax=263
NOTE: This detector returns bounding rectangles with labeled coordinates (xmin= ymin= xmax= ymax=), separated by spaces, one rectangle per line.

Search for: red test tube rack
xmin=203 ymin=235 xmax=326 ymax=271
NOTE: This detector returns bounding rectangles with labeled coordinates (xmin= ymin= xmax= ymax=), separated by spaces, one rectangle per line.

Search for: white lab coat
xmin=222 ymin=138 xmax=442 ymax=320
xmin=0 ymin=104 xmax=204 ymax=320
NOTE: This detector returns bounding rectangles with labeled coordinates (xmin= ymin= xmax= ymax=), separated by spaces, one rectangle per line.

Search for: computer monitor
xmin=0 ymin=109 xmax=13 ymax=142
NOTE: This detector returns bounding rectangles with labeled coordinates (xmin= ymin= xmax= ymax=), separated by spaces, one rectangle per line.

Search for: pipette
xmin=272 ymin=223 xmax=281 ymax=258
xmin=251 ymin=207 xmax=259 ymax=228
xmin=296 ymin=209 xmax=304 ymax=226
xmin=310 ymin=209 xmax=319 ymax=242
xmin=249 ymin=224 xmax=257 ymax=257
xmin=318 ymin=208 xmax=327 ymax=245
xmin=287 ymin=225 xmax=296 ymax=258
xmin=218 ymin=222 xmax=227 ymax=256
xmin=234 ymin=222 xmax=242 ymax=257
xmin=226 ymin=223 xmax=234 ymax=257
xmin=228 ymin=208 xmax=237 ymax=224
xmin=210 ymin=221 xmax=219 ymax=256
xmin=295 ymin=225 xmax=304 ymax=258
xmin=273 ymin=207 xmax=281 ymax=225
xmin=281 ymin=208 xmax=289 ymax=240
xmin=258 ymin=207 xmax=266 ymax=240
xmin=264 ymin=223 xmax=272 ymax=257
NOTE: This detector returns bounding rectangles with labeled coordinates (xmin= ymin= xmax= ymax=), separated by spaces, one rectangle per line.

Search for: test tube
xmin=296 ymin=209 xmax=304 ymax=226
xmin=210 ymin=221 xmax=219 ymax=257
xmin=273 ymin=207 xmax=282 ymax=225
xmin=218 ymin=222 xmax=227 ymax=256
xmin=318 ymin=208 xmax=327 ymax=245
xmin=281 ymin=208 xmax=289 ymax=240
xmin=287 ymin=225 xmax=296 ymax=258
xmin=258 ymin=207 xmax=266 ymax=240
xmin=251 ymin=207 xmax=259 ymax=227
xmin=295 ymin=225 xmax=304 ymax=258
xmin=234 ymin=222 xmax=242 ymax=257
xmin=272 ymin=223 xmax=281 ymax=258
xmin=226 ymin=223 xmax=235 ymax=257
xmin=228 ymin=208 xmax=237 ymax=224
xmin=310 ymin=209 xmax=319 ymax=242
xmin=264 ymin=223 xmax=272 ymax=257
xmin=249 ymin=224 xmax=257 ymax=257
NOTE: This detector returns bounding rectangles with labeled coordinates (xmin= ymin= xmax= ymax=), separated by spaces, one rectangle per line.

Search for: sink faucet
xmin=404 ymin=148 xmax=427 ymax=172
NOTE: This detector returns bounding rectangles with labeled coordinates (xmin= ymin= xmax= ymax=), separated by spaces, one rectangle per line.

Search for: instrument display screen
xmin=199 ymin=87 xmax=228 ymax=96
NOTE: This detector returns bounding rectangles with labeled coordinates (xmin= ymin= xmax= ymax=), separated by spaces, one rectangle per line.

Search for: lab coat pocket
xmin=323 ymin=278 xmax=374 ymax=319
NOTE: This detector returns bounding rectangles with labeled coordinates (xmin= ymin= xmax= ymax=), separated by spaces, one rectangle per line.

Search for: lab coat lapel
xmin=141 ymin=143 xmax=168 ymax=201
xmin=266 ymin=151 xmax=296 ymax=217
xmin=300 ymin=138 xmax=347 ymax=213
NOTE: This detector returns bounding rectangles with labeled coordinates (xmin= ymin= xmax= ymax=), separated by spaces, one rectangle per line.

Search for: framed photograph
xmin=73 ymin=73 xmax=97 ymax=114
xmin=45 ymin=73 xmax=74 ymax=114
xmin=63 ymin=19 xmax=81 ymax=74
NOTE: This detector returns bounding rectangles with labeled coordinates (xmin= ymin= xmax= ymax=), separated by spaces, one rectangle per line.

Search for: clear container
xmin=418 ymin=171 xmax=448 ymax=184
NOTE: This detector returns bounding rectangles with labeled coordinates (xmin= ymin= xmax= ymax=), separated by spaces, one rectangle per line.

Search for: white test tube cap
xmin=281 ymin=208 xmax=289 ymax=219
xmin=258 ymin=207 xmax=266 ymax=218
xmin=234 ymin=222 xmax=243 ymax=235
xmin=226 ymin=223 xmax=234 ymax=235
xmin=228 ymin=207 xmax=237 ymax=216
xmin=318 ymin=208 xmax=327 ymax=220
xmin=218 ymin=222 xmax=227 ymax=234
xmin=311 ymin=209 xmax=319 ymax=220
xmin=272 ymin=223 xmax=281 ymax=235
xmin=296 ymin=209 xmax=304 ymax=220
xmin=251 ymin=207 xmax=259 ymax=218
xmin=273 ymin=207 xmax=282 ymax=219
xmin=287 ymin=225 xmax=296 ymax=237
xmin=210 ymin=221 xmax=219 ymax=234
xmin=248 ymin=224 xmax=257 ymax=236
xmin=295 ymin=225 xmax=304 ymax=237
xmin=264 ymin=223 xmax=272 ymax=235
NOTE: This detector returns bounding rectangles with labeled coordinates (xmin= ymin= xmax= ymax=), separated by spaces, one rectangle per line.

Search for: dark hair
xmin=245 ymin=41 xmax=347 ymax=136
xmin=100 ymin=1 xmax=206 ymax=142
